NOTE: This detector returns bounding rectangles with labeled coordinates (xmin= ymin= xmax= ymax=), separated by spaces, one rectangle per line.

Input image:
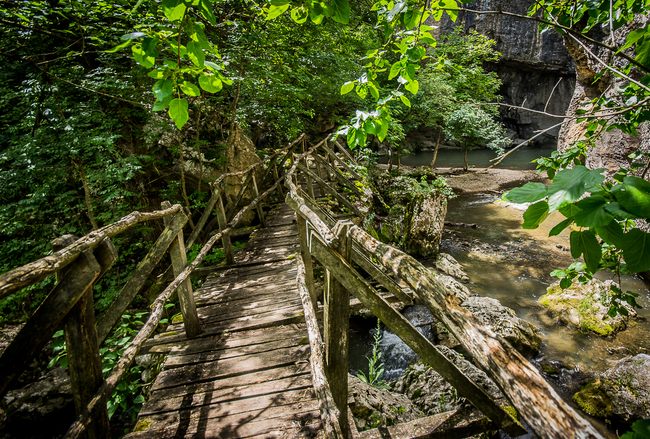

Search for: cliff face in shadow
xmin=431 ymin=0 xmax=576 ymax=146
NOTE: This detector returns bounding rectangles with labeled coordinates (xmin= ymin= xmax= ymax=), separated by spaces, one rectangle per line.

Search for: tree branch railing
xmin=0 ymin=134 xmax=307 ymax=439
xmin=284 ymin=142 xmax=605 ymax=439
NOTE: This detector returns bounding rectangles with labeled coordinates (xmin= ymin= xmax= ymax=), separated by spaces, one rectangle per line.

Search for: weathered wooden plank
xmin=196 ymin=296 xmax=301 ymax=319
xmin=0 ymin=249 xmax=101 ymax=399
xmin=141 ymin=373 xmax=313 ymax=416
xmin=348 ymin=226 xmax=602 ymax=439
xmin=164 ymin=336 xmax=305 ymax=369
xmin=296 ymin=254 xmax=344 ymax=439
xmin=351 ymin=245 xmax=412 ymax=306
xmin=197 ymin=303 xmax=304 ymax=327
xmin=195 ymin=279 xmax=298 ymax=303
xmin=0 ymin=204 xmax=182 ymax=300
xmin=162 ymin=201 xmax=201 ymax=338
xmin=194 ymin=257 xmax=295 ymax=277
xmin=296 ymin=216 xmax=317 ymax=309
xmin=128 ymin=405 xmax=321 ymax=439
xmin=96 ymin=210 xmax=188 ymax=345
xmin=146 ymin=362 xmax=311 ymax=402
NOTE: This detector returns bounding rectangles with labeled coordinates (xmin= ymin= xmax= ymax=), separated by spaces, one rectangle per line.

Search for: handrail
xmin=284 ymin=143 xmax=605 ymax=439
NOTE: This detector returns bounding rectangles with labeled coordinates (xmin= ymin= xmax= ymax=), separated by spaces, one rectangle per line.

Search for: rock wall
xmin=431 ymin=0 xmax=576 ymax=145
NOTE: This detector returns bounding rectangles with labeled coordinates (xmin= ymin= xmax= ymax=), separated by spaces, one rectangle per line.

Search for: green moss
xmin=171 ymin=314 xmax=183 ymax=323
xmin=541 ymin=363 xmax=560 ymax=374
xmin=502 ymin=405 xmax=522 ymax=426
xmin=412 ymin=388 xmax=422 ymax=399
xmin=573 ymin=382 xmax=612 ymax=418
xmin=298 ymin=336 xmax=309 ymax=346
xmin=133 ymin=417 xmax=153 ymax=431
xmin=160 ymin=331 xmax=178 ymax=337
xmin=287 ymin=254 xmax=296 ymax=260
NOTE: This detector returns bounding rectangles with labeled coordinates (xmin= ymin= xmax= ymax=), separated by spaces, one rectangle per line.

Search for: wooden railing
xmin=0 ymin=136 xmax=301 ymax=439
xmin=284 ymin=139 xmax=605 ymax=439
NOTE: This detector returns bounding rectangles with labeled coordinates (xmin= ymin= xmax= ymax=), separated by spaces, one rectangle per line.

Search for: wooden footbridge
xmin=0 ymin=135 xmax=604 ymax=439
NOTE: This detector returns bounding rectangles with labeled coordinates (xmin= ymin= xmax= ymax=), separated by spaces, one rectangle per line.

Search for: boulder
xmin=539 ymin=279 xmax=636 ymax=336
xmin=403 ymin=191 xmax=447 ymax=258
xmin=462 ymin=296 xmax=541 ymax=355
xmin=348 ymin=374 xmax=424 ymax=431
xmin=435 ymin=253 xmax=470 ymax=282
xmin=393 ymin=346 xmax=507 ymax=416
xmin=574 ymin=354 xmax=650 ymax=422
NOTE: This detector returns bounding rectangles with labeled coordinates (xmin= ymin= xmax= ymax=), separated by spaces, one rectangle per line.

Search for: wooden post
xmin=251 ymin=174 xmax=266 ymax=227
xmin=296 ymin=214 xmax=317 ymax=311
xmin=51 ymin=237 xmax=114 ymax=439
xmin=273 ymin=161 xmax=284 ymax=198
xmin=215 ymin=191 xmax=235 ymax=265
xmin=325 ymin=220 xmax=352 ymax=438
xmin=162 ymin=201 xmax=201 ymax=338
xmin=185 ymin=188 xmax=220 ymax=249
xmin=95 ymin=210 xmax=188 ymax=345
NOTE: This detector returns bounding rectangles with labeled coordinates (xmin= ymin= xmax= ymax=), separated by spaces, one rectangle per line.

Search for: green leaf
xmin=132 ymin=44 xmax=155 ymax=68
xmin=522 ymin=200 xmax=549 ymax=229
xmin=199 ymin=75 xmax=222 ymax=93
xmin=505 ymin=182 xmax=548 ymax=203
xmin=378 ymin=118 xmax=389 ymax=142
xmin=147 ymin=69 xmax=166 ymax=79
xmin=404 ymin=79 xmax=419 ymax=95
xmin=612 ymin=176 xmax=650 ymax=218
xmin=198 ymin=0 xmax=217 ymax=25
xmin=180 ymin=81 xmax=201 ymax=96
xmin=331 ymin=0 xmax=350 ymax=23
xmin=574 ymin=195 xmax=614 ymax=228
xmin=549 ymin=217 xmax=572 ymax=236
xmin=619 ymin=28 xmax=646 ymax=52
xmin=142 ymin=37 xmax=159 ymax=57
xmin=399 ymin=94 xmax=411 ymax=107
xmin=368 ymin=83 xmax=380 ymax=100
xmin=547 ymin=166 xmax=605 ymax=211
xmin=595 ymin=220 xmax=624 ymax=247
xmin=620 ymin=229 xmax=650 ymax=273
xmin=104 ymin=40 xmax=132 ymax=53
xmin=267 ymin=3 xmax=290 ymax=19
xmin=169 ymin=98 xmax=189 ymax=130
xmin=291 ymin=7 xmax=309 ymax=23
xmin=121 ymin=32 xmax=146 ymax=40
xmin=186 ymin=41 xmax=205 ymax=67
xmin=605 ymin=202 xmax=641 ymax=219
xmin=341 ymin=81 xmax=355 ymax=95
xmin=388 ymin=61 xmax=402 ymax=80
xmin=356 ymin=84 xmax=368 ymax=99
xmin=152 ymin=79 xmax=173 ymax=100
xmin=570 ymin=230 xmax=601 ymax=273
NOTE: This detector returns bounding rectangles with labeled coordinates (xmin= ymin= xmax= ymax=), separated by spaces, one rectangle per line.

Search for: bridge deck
xmin=125 ymin=204 xmax=322 ymax=438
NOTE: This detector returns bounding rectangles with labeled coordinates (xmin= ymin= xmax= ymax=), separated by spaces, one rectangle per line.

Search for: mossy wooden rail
xmin=0 ymin=136 xmax=301 ymax=439
xmin=284 ymin=141 xmax=605 ymax=439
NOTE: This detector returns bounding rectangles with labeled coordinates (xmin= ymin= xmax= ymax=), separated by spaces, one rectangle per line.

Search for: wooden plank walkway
xmin=126 ymin=204 xmax=323 ymax=438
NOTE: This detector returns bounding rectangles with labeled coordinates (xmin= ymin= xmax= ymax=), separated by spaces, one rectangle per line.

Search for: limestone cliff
xmin=431 ymin=0 xmax=576 ymax=145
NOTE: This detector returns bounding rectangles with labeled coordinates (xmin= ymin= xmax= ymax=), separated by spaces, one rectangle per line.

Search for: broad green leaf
xmin=199 ymin=75 xmax=222 ymax=93
xmin=505 ymin=182 xmax=548 ymax=203
xmin=331 ymin=0 xmax=350 ymax=23
xmin=368 ymin=83 xmax=380 ymax=100
xmin=605 ymin=201 xmax=641 ymax=219
xmin=404 ymin=63 xmax=416 ymax=81
xmin=341 ymin=81 xmax=355 ymax=95
xmin=152 ymin=79 xmax=173 ymax=100
xmin=186 ymin=41 xmax=205 ymax=67
xmin=612 ymin=176 xmax=650 ymax=218
xmin=399 ymin=95 xmax=411 ymax=107
xmin=549 ymin=217 xmax=572 ymax=237
xmin=570 ymin=230 xmax=601 ymax=273
xmin=574 ymin=195 xmax=614 ymax=227
xmin=153 ymin=94 xmax=173 ymax=111
xmin=105 ymin=40 xmax=132 ymax=53
xmin=620 ymin=228 xmax=650 ymax=272
xmin=169 ymin=98 xmax=189 ymax=130
xmin=402 ymin=9 xmax=419 ymax=29
xmin=147 ymin=69 xmax=166 ymax=79
xmin=377 ymin=118 xmax=389 ymax=142
xmin=142 ymin=37 xmax=158 ymax=57
xmin=266 ymin=3 xmax=290 ymax=19
xmin=310 ymin=10 xmax=325 ymax=24
xmin=132 ymin=44 xmax=155 ymax=68
xmin=198 ymin=0 xmax=216 ymax=25
xmin=180 ymin=81 xmax=201 ymax=96
xmin=291 ymin=7 xmax=309 ymax=23
xmin=547 ymin=166 xmax=605 ymax=211
xmin=404 ymin=79 xmax=419 ymax=95
xmin=121 ymin=32 xmax=146 ymax=40
xmin=388 ymin=61 xmax=402 ymax=80
xmin=618 ymin=27 xmax=646 ymax=52
xmin=204 ymin=61 xmax=220 ymax=71
xmin=522 ymin=200 xmax=549 ymax=229
xmin=595 ymin=220 xmax=624 ymax=247
xmin=356 ymin=84 xmax=368 ymax=99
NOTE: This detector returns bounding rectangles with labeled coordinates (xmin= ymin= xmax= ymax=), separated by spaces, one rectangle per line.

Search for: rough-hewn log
xmin=319 ymin=142 xmax=362 ymax=181
xmin=186 ymin=187 xmax=221 ymax=250
xmin=162 ymin=202 xmax=201 ymax=338
xmin=216 ymin=192 xmax=235 ymax=265
xmin=296 ymin=162 xmax=364 ymax=218
xmin=350 ymin=244 xmax=412 ymax=306
xmin=311 ymin=153 xmax=361 ymax=195
xmin=0 ymin=249 xmax=101 ymax=399
xmin=296 ymin=214 xmax=317 ymax=310
xmin=96 ymin=210 xmax=188 ymax=345
xmin=295 ymin=254 xmax=344 ymax=439
xmin=273 ymin=160 xmax=284 ymax=198
xmin=250 ymin=174 xmax=266 ymax=227
xmin=334 ymin=140 xmax=358 ymax=166
xmin=348 ymin=226 xmax=604 ymax=439
xmin=324 ymin=221 xmax=352 ymax=438
xmin=309 ymin=235 xmax=525 ymax=437
xmin=226 ymin=170 xmax=254 ymax=222
xmin=0 ymin=205 xmax=182 ymax=300
xmin=286 ymin=195 xmax=337 ymax=245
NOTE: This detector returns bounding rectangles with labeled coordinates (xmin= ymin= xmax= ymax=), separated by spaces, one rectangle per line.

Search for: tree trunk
xmin=430 ymin=130 xmax=442 ymax=169
xmin=463 ymin=148 xmax=468 ymax=171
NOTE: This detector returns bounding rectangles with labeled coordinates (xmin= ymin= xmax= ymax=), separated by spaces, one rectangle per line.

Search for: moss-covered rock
xmin=574 ymin=381 xmax=613 ymax=418
xmin=539 ymin=279 xmax=636 ymax=336
xmin=403 ymin=191 xmax=447 ymax=258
